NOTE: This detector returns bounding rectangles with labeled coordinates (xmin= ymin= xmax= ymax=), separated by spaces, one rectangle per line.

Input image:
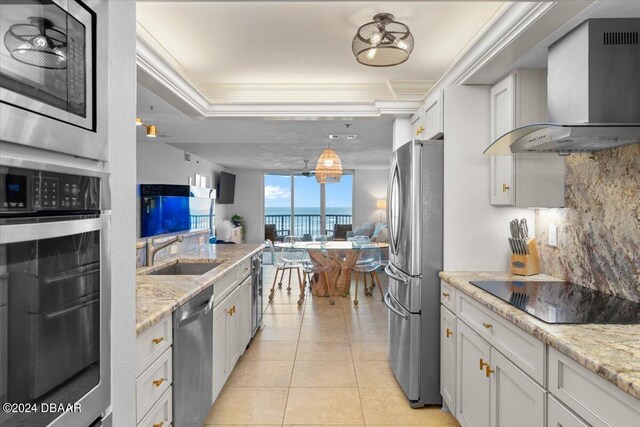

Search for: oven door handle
xmin=46 ymin=296 xmax=100 ymax=320
xmin=0 ymin=217 xmax=102 ymax=244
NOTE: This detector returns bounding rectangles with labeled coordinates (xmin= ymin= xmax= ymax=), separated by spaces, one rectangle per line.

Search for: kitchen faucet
xmin=146 ymin=235 xmax=184 ymax=266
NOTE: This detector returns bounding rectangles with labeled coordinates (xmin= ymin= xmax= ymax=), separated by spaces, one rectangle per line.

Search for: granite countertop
xmin=439 ymin=271 xmax=640 ymax=401
xmin=136 ymin=243 xmax=263 ymax=335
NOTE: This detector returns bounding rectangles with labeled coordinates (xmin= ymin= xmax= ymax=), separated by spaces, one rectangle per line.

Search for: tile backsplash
xmin=536 ymin=144 xmax=640 ymax=302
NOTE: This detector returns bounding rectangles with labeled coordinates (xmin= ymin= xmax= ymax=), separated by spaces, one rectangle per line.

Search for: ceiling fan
xmin=300 ymin=160 xmax=314 ymax=177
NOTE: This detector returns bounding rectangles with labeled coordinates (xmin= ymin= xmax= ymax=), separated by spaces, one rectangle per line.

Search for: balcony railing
xmin=265 ymin=214 xmax=352 ymax=238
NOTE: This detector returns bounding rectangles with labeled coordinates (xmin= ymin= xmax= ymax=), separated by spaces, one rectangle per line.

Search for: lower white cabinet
xmin=440 ymin=306 xmax=456 ymax=413
xmin=548 ymin=395 xmax=590 ymax=427
xmin=442 ymin=280 xmax=640 ymax=427
xmin=489 ymin=349 xmax=545 ymax=427
xmin=455 ymin=320 xmax=545 ymax=427
xmin=212 ymin=276 xmax=253 ymax=402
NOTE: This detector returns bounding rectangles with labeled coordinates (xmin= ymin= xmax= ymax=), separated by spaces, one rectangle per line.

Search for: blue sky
xmin=264 ymin=174 xmax=352 ymax=208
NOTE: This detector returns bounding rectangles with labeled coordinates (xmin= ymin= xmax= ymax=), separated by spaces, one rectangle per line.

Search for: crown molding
xmin=136 ymin=32 xmax=426 ymax=117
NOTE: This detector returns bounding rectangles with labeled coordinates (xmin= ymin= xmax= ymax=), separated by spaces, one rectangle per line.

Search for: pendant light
xmin=3 ymin=17 xmax=67 ymax=69
xmin=352 ymin=13 xmax=414 ymax=67
xmin=315 ymin=145 xmax=342 ymax=184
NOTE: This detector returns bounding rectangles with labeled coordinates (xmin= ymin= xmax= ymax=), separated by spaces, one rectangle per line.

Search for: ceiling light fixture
xmin=352 ymin=13 xmax=414 ymax=67
xmin=315 ymin=145 xmax=343 ymax=184
xmin=3 ymin=17 xmax=67 ymax=69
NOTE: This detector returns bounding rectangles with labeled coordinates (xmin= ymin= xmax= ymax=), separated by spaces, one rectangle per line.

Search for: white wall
xmin=226 ymin=169 xmax=264 ymax=243
xmin=443 ymin=86 xmax=535 ymax=271
xmin=107 ymin=0 xmax=137 ymax=425
xmin=136 ymin=141 xmax=230 ymax=235
xmin=353 ymin=169 xmax=389 ymax=226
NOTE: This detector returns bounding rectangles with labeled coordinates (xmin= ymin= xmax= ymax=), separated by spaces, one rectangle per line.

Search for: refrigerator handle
xmin=384 ymin=264 xmax=408 ymax=285
xmin=384 ymin=292 xmax=408 ymax=319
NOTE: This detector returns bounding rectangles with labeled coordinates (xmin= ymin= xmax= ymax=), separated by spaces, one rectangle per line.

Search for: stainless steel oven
xmin=0 ymin=159 xmax=110 ymax=427
xmin=0 ymin=0 xmax=108 ymax=161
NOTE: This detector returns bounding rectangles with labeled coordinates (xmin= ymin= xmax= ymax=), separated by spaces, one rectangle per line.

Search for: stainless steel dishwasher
xmin=173 ymin=287 xmax=214 ymax=426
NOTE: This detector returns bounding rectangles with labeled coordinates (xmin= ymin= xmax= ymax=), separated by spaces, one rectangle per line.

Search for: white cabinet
xmin=548 ymin=395 xmax=590 ymax=427
xmin=489 ymin=69 xmax=565 ymax=207
xmin=442 ymin=279 xmax=640 ymax=427
xmin=411 ymin=89 xmax=444 ymax=140
xmin=212 ymin=301 xmax=230 ymax=401
xmin=489 ymin=349 xmax=545 ymax=427
xmin=455 ymin=320 xmax=545 ymax=427
xmin=441 ymin=306 xmax=457 ymax=414
xmin=456 ymin=321 xmax=491 ymax=427
xmin=212 ymin=275 xmax=253 ymax=402
xmin=422 ymin=89 xmax=444 ymax=140
xmin=136 ymin=317 xmax=173 ymax=426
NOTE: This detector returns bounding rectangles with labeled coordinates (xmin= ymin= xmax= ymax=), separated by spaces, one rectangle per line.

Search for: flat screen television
xmin=217 ymin=172 xmax=236 ymax=204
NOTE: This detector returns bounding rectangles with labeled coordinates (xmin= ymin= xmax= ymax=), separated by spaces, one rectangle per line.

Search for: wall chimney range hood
xmin=485 ymin=18 xmax=640 ymax=156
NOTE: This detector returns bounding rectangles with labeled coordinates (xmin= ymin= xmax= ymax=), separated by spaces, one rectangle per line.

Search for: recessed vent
xmin=603 ymin=31 xmax=638 ymax=45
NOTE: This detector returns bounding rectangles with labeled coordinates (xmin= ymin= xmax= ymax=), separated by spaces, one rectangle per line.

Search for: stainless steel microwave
xmin=0 ymin=0 xmax=108 ymax=161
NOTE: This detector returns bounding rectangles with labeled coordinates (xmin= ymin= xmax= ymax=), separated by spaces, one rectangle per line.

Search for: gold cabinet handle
xmin=442 ymin=292 xmax=450 ymax=297
xmin=153 ymin=422 xmax=165 ymax=427
xmin=482 ymin=322 xmax=493 ymax=329
xmin=446 ymin=328 xmax=453 ymax=338
xmin=486 ymin=365 xmax=495 ymax=377
xmin=152 ymin=337 xmax=164 ymax=344
xmin=502 ymin=183 xmax=510 ymax=192
xmin=152 ymin=378 xmax=165 ymax=387
xmin=480 ymin=358 xmax=489 ymax=370
xmin=227 ymin=308 xmax=233 ymax=316
xmin=232 ymin=305 xmax=236 ymax=314
xmin=416 ymin=125 xmax=425 ymax=136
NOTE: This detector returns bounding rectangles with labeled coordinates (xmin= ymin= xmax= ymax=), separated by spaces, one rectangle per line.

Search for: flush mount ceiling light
xmin=3 ymin=17 xmax=67 ymax=69
xmin=315 ymin=145 xmax=343 ymax=184
xmin=352 ymin=13 xmax=414 ymax=67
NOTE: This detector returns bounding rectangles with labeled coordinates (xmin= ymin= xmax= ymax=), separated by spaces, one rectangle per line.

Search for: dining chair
xmin=300 ymin=241 xmax=336 ymax=305
xmin=349 ymin=243 xmax=384 ymax=305
xmin=265 ymin=239 xmax=303 ymax=303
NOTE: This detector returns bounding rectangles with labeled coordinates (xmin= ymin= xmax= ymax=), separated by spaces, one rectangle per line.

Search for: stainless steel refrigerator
xmin=384 ymin=139 xmax=443 ymax=407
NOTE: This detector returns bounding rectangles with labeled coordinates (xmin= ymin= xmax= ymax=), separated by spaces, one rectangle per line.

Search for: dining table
xmin=274 ymin=240 xmax=389 ymax=297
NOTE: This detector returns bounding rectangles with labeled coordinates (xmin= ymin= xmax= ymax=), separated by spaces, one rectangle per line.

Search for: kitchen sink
xmin=148 ymin=260 xmax=223 ymax=276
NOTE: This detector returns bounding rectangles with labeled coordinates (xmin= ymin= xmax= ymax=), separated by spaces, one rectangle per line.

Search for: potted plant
xmin=231 ymin=214 xmax=246 ymax=242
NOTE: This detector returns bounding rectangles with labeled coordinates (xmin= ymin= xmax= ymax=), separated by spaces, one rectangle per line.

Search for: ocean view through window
xmin=264 ymin=173 xmax=352 ymax=239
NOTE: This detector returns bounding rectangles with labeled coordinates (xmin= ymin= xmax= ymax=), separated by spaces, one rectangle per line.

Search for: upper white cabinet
xmin=489 ymin=69 xmax=565 ymax=207
xmin=412 ymin=89 xmax=445 ymax=140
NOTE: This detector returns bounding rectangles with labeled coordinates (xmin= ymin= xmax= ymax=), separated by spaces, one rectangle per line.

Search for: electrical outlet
xmin=199 ymin=236 xmax=205 ymax=245
xmin=548 ymin=225 xmax=558 ymax=247
xmin=170 ymin=244 xmax=178 ymax=255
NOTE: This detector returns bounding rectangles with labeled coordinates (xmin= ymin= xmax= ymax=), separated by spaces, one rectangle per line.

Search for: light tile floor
xmin=205 ymin=266 xmax=460 ymax=427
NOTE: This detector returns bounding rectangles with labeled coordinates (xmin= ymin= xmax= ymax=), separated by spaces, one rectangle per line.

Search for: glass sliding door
xmin=264 ymin=172 xmax=353 ymax=240
xmin=264 ymin=174 xmax=292 ymax=241
xmin=293 ymin=174 xmax=321 ymax=238
xmin=325 ymin=173 xmax=353 ymax=236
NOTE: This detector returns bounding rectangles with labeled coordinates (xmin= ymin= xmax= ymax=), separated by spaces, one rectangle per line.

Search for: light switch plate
xmin=548 ymin=225 xmax=558 ymax=247
xmin=170 ymin=244 xmax=178 ymax=255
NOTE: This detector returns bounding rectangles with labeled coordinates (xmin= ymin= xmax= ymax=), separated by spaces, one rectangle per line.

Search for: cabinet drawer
xmin=457 ymin=293 xmax=545 ymax=385
xmin=214 ymin=259 xmax=251 ymax=304
xmin=549 ymin=347 xmax=640 ymax=427
xmin=137 ymin=317 xmax=172 ymax=376
xmin=138 ymin=386 xmax=172 ymax=427
xmin=548 ymin=395 xmax=589 ymax=427
xmin=137 ymin=348 xmax=172 ymax=423
xmin=440 ymin=280 xmax=456 ymax=311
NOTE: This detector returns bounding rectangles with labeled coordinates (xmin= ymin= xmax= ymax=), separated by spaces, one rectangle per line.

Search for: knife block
xmin=510 ymin=239 xmax=541 ymax=276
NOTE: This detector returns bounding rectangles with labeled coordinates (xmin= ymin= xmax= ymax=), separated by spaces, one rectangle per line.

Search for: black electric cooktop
xmin=469 ymin=281 xmax=640 ymax=324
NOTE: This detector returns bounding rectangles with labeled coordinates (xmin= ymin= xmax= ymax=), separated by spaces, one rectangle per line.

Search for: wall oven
xmin=0 ymin=0 xmax=108 ymax=161
xmin=0 ymin=159 xmax=110 ymax=427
